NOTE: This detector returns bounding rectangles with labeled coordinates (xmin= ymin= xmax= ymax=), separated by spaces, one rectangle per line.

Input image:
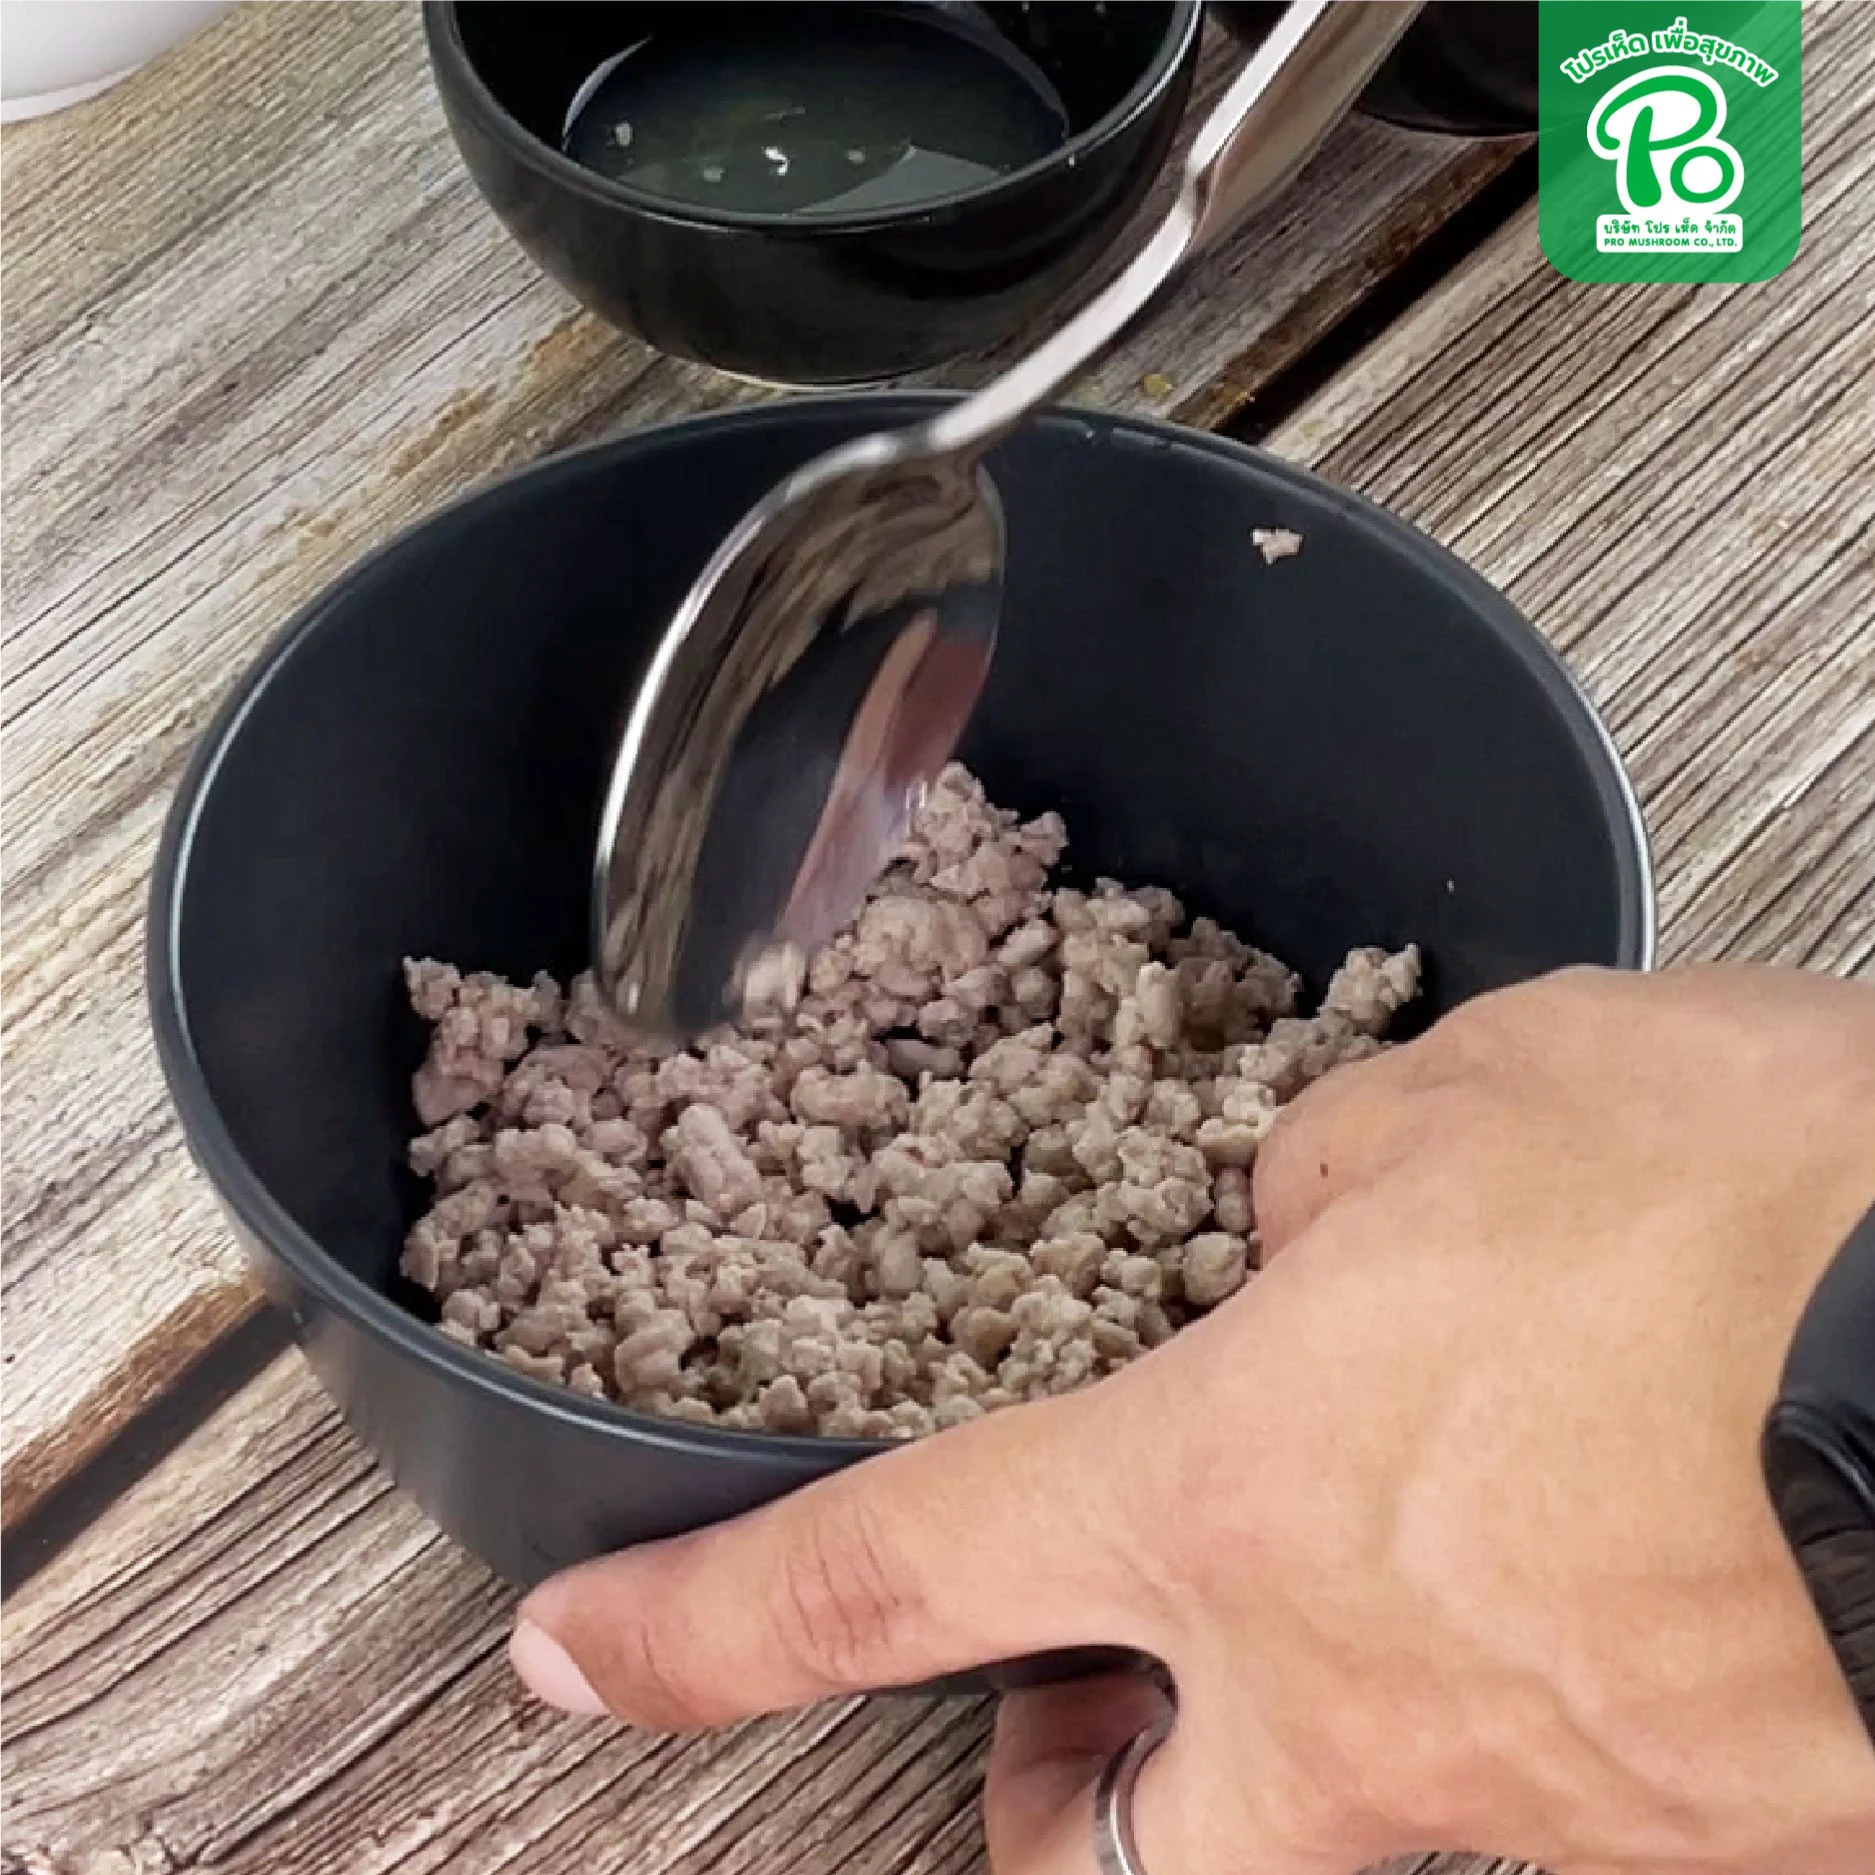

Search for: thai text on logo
xmin=1558 ymin=15 xmax=1780 ymax=84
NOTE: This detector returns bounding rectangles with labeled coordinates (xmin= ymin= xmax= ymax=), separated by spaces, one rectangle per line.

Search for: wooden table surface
xmin=2 ymin=5 xmax=1870 ymax=1872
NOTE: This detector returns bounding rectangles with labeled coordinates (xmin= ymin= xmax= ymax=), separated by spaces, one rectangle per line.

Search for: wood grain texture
xmin=1268 ymin=0 xmax=1875 ymax=981
xmin=0 ymin=1350 xmax=1499 ymax=1875
xmin=0 ymin=0 xmax=1525 ymax=1524
xmin=8 ymin=10 xmax=1872 ymax=1873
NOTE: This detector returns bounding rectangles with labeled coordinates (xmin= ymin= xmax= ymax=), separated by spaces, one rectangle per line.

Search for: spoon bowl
xmin=595 ymin=428 xmax=1005 ymax=1039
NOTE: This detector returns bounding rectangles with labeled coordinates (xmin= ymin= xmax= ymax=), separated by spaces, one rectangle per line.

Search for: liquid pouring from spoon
xmin=594 ymin=0 xmax=1421 ymax=1040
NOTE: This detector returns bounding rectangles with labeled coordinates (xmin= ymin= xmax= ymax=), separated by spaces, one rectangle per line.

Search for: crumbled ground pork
xmin=402 ymin=765 xmax=1418 ymax=1438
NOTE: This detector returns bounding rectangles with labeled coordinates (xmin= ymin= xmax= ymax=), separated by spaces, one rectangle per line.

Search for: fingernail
xmin=510 ymin=1618 xmax=610 ymax=1717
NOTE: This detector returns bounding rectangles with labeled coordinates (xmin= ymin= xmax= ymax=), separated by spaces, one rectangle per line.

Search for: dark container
xmin=149 ymin=396 xmax=1651 ymax=1684
xmin=423 ymin=2 xmax=1202 ymax=385
xmin=1210 ymin=1 xmax=1537 ymax=138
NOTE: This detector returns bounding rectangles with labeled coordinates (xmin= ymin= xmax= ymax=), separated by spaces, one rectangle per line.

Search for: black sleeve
xmin=1764 ymin=1199 xmax=1875 ymax=1745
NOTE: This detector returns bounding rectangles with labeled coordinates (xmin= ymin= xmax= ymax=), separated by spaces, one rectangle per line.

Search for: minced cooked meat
xmin=401 ymin=765 xmax=1419 ymax=1439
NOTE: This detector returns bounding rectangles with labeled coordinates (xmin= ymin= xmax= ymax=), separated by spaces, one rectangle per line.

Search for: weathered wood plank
xmin=1268 ymin=1 xmax=1875 ymax=981
xmin=6 ymin=10 xmax=1871 ymax=1873
xmin=0 ymin=0 xmax=1527 ymax=1525
xmin=0 ymin=1347 xmax=983 ymax=1874
xmin=0 ymin=1350 xmax=1453 ymax=1875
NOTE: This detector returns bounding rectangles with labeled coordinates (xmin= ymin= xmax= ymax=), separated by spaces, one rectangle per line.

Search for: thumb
xmin=511 ymin=1368 xmax=1178 ymax=1729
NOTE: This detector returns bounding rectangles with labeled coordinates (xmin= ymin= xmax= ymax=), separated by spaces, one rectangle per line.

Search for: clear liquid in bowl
xmin=562 ymin=8 xmax=1071 ymax=219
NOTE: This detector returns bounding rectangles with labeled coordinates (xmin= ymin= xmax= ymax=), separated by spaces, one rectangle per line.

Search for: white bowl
xmin=1 ymin=1 xmax=234 ymax=121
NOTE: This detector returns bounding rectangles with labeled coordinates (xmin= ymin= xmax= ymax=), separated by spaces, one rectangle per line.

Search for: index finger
xmin=513 ymin=1362 xmax=1184 ymax=1730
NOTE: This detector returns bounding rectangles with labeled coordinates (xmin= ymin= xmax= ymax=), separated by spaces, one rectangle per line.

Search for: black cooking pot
xmin=1210 ymin=1 xmax=1537 ymax=138
xmin=149 ymin=395 xmax=1650 ymax=1690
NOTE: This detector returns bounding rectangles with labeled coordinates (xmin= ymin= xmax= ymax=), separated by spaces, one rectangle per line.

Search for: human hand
xmin=509 ymin=965 xmax=1875 ymax=1875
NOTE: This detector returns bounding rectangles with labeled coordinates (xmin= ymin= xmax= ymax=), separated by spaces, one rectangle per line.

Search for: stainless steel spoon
xmin=595 ymin=0 xmax=1422 ymax=1039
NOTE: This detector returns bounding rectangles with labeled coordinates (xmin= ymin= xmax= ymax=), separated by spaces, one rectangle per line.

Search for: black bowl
xmin=423 ymin=2 xmax=1202 ymax=385
xmin=149 ymin=395 xmax=1652 ymax=1683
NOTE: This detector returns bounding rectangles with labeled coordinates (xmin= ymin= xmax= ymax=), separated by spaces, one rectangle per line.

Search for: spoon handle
xmin=924 ymin=0 xmax=1422 ymax=458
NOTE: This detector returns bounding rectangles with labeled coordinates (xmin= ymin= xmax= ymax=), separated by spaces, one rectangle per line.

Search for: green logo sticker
xmin=1539 ymin=3 xmax=1802 ymax=282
